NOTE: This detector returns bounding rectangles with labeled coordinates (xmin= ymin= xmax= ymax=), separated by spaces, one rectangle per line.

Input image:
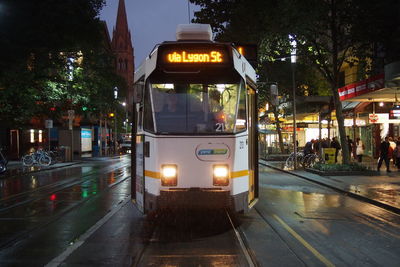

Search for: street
xmin=1 ymin=157 xmax=400 ymax=266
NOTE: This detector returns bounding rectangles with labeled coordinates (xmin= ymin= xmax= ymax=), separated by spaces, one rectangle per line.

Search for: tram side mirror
xmin=133 ymin=83 xmax=144 ymax=103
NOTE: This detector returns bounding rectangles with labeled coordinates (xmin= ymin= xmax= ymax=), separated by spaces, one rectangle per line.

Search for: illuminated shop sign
xmin=166 ymin=51 xmax=223 ymax=63
xmin=390 ymin=106 xmax=400 ymax=119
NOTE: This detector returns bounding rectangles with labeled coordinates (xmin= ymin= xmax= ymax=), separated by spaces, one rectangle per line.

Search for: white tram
xmin=131 ymin=24 xmax=258 ymax=213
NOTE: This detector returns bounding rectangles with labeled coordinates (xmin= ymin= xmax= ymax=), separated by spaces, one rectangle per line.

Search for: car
xmin=120 ymin=140 xmax=131 ymax=154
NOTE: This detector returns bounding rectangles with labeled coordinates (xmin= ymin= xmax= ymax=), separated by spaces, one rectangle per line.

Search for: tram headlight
xmin=213 ymin=165 xmax=229 ymax=186
xmin=161 ymin=164 xmax=178 ymax=186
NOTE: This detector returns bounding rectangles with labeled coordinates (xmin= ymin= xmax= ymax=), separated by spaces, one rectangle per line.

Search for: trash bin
xmin=62 ymin=146 xmax=71 ymax=162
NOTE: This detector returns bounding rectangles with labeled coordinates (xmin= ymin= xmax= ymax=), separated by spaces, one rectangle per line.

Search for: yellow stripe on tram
xmin=273 ymin=214 xmax=335 ymax=267
xmin=144 ymin=170 xmax=160 ymax=179
xmin=231 ymin=170 xmax=249 ymax=179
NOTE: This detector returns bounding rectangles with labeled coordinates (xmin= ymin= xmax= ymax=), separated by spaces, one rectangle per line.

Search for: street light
xmin=289 ymin=35 xmax=297 ymax=169
xmin=114 ymin=87 xmax=118 ymax=154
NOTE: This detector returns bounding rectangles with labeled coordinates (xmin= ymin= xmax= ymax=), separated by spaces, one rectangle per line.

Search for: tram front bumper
xmin=149 ymin=188 xmax=231 ymax=211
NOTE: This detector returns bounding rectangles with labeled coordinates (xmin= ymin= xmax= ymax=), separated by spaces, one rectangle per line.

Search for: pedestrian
xmin=377 ymin=136 xmax=391 ymax=172
xmin=303 ymin=139 xmax=314 ymax=156
xmin=346 ymin=135 xmax=353 ymax=159
xmin=321 ymin=138 xmax=329 ymax=149
xmin=389 ymin=137 xmax=396 ymax=165
xmin=394 ymin=143 xmax=400 ymax=170
xmin=330 ymin=137 xmax=341 ymax=163
xmin=355 ymin=138 xmax=365 ymax=162
xmin=313 ymin=139 xmax=320 ymax=154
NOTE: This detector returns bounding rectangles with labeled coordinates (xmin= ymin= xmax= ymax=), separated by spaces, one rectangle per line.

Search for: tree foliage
xmin=191 ymin=0 xmax=400 ymax=164
xmin=0 ymin=0 xmax=123 ymax=127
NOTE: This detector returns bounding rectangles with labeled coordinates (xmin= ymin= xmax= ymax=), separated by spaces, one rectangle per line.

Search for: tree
xmin=0 ymin=0 xmax=123 ymax=127
xmin=191 ymin=0 xmax=400 ymax=164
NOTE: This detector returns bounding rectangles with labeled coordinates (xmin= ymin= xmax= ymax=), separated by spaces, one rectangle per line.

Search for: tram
xmin=131 ymin=24 xmax=258 ymax=213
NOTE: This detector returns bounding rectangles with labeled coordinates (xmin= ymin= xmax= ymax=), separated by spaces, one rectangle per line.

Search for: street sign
xmin=45 ymin=119 xmax=53 ymax=129
xmin=68 ymin=110 xmax=75 ymax=119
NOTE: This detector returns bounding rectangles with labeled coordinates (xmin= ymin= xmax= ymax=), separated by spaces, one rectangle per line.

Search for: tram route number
xmin=216 ymin=123 xmax=225 ymax=132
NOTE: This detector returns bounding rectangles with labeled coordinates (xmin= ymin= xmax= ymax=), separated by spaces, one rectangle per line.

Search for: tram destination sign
xmin=159 ymin=44 xmax=230 ymax=66
xmin=167 ymin=51 xmax=223 ymax=63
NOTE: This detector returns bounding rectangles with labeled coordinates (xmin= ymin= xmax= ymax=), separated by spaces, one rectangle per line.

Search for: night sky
xmin=100 ymin=0 xmax=199 ymax=67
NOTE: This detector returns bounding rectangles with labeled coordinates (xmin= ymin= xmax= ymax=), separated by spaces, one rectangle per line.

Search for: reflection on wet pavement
xmin=0 ymin=157 xmax=131 ymax=250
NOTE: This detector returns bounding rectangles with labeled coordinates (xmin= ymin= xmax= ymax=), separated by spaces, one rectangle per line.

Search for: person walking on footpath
xmin=355 ymin=137 xmax=365 ymax=162
xmin=330 ymin=137 xmax=341 ymax=163
xmin=346 ymin=135 xmax=354 ymax=160
xmin=378 ymin=136 xmax=391 ymax=172
xmin=394 ymin=142 xmax=400 ymax=170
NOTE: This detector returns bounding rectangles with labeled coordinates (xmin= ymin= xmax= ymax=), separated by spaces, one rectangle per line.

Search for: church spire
xmin=115 ymin=0 xmax=129 ymax=38
xmin=111 ymin=0 xmax=134 ymax=109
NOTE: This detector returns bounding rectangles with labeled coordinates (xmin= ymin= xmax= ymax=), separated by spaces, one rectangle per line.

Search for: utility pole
xmin=114 ymin=87 xmax=119 ymax=155
xmin=290 ymin=35 xmax=297 ymax=169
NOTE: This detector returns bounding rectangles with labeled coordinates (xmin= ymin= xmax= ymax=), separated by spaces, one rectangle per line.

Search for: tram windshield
xmin=147 ymin=81 xmax=246 ymax=134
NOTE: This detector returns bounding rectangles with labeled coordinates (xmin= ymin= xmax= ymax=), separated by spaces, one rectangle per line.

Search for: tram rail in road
xmin=132 ymin=209 xmax=259 ymax=267
xmin=0 ymin=163 xmax=131 ymax=250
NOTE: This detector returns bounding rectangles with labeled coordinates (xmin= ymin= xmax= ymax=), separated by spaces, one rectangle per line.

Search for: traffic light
xmin=108 ymin=112 xmax=115 ymax=118
xmin=82 ymin=106 xmax=88 ymax=111
xmin=50 ymin=107 xmax=56 ymax=112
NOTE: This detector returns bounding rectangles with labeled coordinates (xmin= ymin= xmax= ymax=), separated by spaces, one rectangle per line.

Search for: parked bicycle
xmin=303 ymin=153 xmax=325 ymax=168
xmin=22 ymin=149 xmax=52 ymax=167
xmin=285 ymin=151 xmax=325 ymax=169
xmin=47 ymin=148 xmax=65 ymax=164
xmin=285 ymin=151 xmax=304 ymax=169
xmin=0 ymin=147 xmax=8 ymax=174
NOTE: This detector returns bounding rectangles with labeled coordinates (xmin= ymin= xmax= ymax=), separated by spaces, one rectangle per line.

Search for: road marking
xmin=273 ymin=214 xmax=335 ymax=267
xmin=45 ymin=197 xmax=130 ymax=267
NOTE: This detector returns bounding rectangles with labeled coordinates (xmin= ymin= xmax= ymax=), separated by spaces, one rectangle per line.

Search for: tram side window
xmin=143 ymin=85 xmax=154 ymax=132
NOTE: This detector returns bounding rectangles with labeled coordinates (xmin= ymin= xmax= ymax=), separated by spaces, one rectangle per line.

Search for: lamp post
xmin=289 ymin=35 xmax=297 ymax=169
xmin=122 ymin=102 xmax=128 ymax=134
xmin=114 ymin=87 xmax=118 ymax=155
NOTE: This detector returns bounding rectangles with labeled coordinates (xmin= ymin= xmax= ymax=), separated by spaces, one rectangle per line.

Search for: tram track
xmin=132 ymin=209 xmax=259 ymax=267
xmin=0 ymin=162 xmax=131 ymax=250
xmin=0 ymin=162 xmax=131 ymax=212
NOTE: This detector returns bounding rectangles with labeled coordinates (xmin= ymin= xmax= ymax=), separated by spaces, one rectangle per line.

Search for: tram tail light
xmin=213 ymin=165 xmax=229 ymax=186
xmin=161 ymin=164 xmax=178 ymax=186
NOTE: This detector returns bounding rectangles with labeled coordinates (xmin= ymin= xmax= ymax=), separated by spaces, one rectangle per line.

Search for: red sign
xmin=338 ymin=74 xmax=384 ymax=101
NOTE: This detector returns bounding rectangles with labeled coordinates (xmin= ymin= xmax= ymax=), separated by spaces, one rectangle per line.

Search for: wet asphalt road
xmin=0 ymin=157 xmax=400 ymax=266
xmin=246 ymin=165 xmax=400 ymax=266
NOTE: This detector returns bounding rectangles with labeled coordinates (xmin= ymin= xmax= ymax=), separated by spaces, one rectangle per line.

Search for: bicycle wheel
xmin=22 ymin=155 xmax=34 ymax=166
xmin=39 ymin=155 xmax=52 ymax=166
xmin=307 ymin=154 xmax=317 ymax=167
xmin=0 ymin=163 xmax=6 ymax=174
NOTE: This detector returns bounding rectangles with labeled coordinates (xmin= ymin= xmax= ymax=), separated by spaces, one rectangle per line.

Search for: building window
xmin=38 ymin=130 xmax=43 ymax=143
xmin=30 ymin=129 xmax=35 ymax=143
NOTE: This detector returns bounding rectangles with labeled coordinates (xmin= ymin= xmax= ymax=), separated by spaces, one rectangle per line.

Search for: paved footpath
xmin=261 ymin=160 xmax=400 ymax=213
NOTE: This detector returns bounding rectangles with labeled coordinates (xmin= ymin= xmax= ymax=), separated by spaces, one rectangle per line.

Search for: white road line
xmin=45 ymin=197 xmax=131 ymax=267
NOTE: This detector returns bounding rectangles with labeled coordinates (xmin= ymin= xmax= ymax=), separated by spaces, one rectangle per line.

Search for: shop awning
xmin=338 ymin=74 xmax=385 ymax=101
xmin=259 ymin=129 xmax=277 ymax=134
xmin=344 ymin=86 xmax=400 ymax=102
xmin=342 ymin=101 xmax=361 ymax=110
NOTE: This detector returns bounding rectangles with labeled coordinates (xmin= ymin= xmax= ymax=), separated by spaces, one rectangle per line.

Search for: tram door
xmin=247 ymin=84 xmax=258 ymax=204
xmin=135 ymin=135 xmax=145 ymax=213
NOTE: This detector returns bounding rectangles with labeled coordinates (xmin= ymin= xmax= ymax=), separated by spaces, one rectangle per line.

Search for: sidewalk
xmin=261 ymin=160 xmax=400 ymax=213
xmin=0 ymin=154 xmax=130 ymax=179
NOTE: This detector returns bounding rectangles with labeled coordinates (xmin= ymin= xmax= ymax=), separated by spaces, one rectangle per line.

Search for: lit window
xmin=30 ymin=129 xmax=35 ymax=143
